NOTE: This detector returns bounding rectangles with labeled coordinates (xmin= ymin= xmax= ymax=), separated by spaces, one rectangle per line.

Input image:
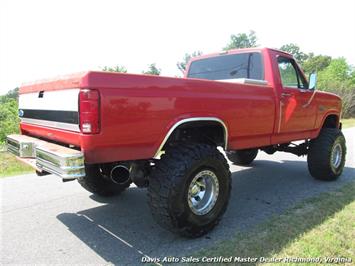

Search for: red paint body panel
xmin=21 ymin=123 xmax=81 ymax=146
xmin=19 ymin=48 xmax=342 ymax=164
xmin=20 ymin=72 xmax=86 ymax=94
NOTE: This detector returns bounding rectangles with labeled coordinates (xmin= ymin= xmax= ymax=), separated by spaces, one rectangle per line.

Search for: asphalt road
xmin=1 ymin=128 xmax=354 ymax=265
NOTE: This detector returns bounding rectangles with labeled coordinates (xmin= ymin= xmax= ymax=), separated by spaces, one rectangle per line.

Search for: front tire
xmin=307 ymin=128 xmax=346 ymax=181
xmin=78 ymin=165 xmax=132 ymax=197
xmin=226 ymin=149 xmax=258 ymax=165
xmin=148 ymin=144 xmax=231 ymax=238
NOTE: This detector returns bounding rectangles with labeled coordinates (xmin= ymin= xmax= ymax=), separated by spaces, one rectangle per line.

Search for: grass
xmin=341 ymin=118 xmax=355 ymax=128
xmin=193 ymin=181 xmax=355 ymax=265
xmin=0 ymin=151 xmax=34 ymax=178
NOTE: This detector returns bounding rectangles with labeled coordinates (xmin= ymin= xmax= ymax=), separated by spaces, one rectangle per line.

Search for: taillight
xmin=79 ymin=89 xmax=100 ymax=134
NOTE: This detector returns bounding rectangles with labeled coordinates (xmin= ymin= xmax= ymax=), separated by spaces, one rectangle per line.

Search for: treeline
xmin=0 ymin=88 xmax=20 ymax=144
xmin=1 ymin=31 xmax=354 ymax=144
xmin=102 ymin=63 xmax=161 ymax=76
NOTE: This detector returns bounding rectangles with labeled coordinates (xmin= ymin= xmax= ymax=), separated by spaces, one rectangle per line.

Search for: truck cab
xmin=186 ymin=48 xmax=341 ymax=143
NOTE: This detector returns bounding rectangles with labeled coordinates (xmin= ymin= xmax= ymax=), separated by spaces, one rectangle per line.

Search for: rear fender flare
xmin=153 ymin=117 xmax=228 ymax=158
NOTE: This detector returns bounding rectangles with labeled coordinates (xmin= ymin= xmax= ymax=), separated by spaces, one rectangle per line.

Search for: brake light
xmin=79 ymin=89 xmax=100 ymax=134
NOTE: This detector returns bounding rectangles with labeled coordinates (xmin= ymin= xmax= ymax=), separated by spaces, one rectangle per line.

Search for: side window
xmin=278 ymin=57 xmax=307 ymax=89
xmin=248 ymin=53 xmax=263 ymax=80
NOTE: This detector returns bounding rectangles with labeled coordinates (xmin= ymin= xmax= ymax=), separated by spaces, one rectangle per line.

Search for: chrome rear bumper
xmin=6 ymin=134 xmax=85 ymax=179
xmin=6 ymin=134 xmax=45 ymax=157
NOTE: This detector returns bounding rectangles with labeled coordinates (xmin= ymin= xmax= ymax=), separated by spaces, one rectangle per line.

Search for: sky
xmin=1 ymin=0 xmax=355 ymax=95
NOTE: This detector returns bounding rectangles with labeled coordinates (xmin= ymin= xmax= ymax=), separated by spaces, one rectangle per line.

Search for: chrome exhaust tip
xmin=110 ymin=165 xmax=131 ymax=185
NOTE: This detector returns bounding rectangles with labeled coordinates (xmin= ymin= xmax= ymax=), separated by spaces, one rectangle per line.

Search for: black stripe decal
xmin=19 ymin=109 xmax=79 ymax=124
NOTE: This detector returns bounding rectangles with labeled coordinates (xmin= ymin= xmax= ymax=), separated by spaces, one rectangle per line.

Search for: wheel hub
xmin=331 ymin=143 xmax=342 ymax=170
xmin=187 ymin=170 xmax=219 ymax=215
xmin=190 ymin=184 xmax=201 ymax=197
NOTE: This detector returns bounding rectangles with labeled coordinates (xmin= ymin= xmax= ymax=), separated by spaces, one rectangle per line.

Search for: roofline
xmin=188 ymin=47 xmax=292 ymax=64
xmin=184 ymin=47 xmax=294 ymax=77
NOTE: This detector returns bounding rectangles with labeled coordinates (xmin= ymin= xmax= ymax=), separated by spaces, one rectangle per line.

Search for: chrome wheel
xmin=331 ymin=142 xmax=343 ymax=170
xmin=187 ymin=170 xmax=219 ymax=215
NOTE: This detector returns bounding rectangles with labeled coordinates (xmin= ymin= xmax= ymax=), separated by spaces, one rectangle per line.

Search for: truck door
xmin=277 ymin=56 xmax=316 ymax=133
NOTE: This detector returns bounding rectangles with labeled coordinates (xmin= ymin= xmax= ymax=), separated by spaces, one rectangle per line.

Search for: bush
xmin=321 ymin=87 xmax=355 ymax=118
xmin=0 ymin=98 xmax=19 ymax=144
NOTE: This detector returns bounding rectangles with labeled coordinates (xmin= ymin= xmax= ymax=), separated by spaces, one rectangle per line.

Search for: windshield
xmin=187 ymin=52 xmax=263 ymax=81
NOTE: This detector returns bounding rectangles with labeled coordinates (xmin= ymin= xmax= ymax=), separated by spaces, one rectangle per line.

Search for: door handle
xmin=281 ymin=92 xmax=292 ymax=97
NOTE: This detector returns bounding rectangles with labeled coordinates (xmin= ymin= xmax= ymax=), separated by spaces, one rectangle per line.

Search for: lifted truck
xmin=7 ymin=47 xmax=346 ymax=237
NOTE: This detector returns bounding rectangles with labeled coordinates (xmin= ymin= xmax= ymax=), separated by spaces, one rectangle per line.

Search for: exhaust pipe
xmin=110 ymin=165 xmax=131 ymax=185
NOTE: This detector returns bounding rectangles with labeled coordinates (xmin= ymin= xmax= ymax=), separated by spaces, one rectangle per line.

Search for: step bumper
xmin=6 ymin=134 xmax=85 ymax=179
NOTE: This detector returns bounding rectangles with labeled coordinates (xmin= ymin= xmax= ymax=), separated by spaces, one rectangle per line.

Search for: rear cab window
xmin=187 ymin=52 xmax=264 ymax=81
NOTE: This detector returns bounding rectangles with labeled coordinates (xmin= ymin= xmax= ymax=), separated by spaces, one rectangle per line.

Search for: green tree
xmin=102 ymin=65 xmax=127 ymax=73
xmin=177 ymin=51 xmax=203 ymax=74
xmin=4 ymin=87 xmax=19 ymax=100
xmin=0 ymin=98 xmax=19 ymax=144
xmin=223 ymin=30 xmax=257 ymax=51
xmin=317 ymin=57 xmax=354 ymax=90
xmin=302 ymin=53 xmax=332 ymax=74
xmin=279 ymin=43 xmax=308 ymax=64
xmin=142 ymin=63 xmax=161 ymax=75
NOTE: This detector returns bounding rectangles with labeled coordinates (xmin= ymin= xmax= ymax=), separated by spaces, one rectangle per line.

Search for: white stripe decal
xmin=19 ymin=89 xmax=80 ymax=111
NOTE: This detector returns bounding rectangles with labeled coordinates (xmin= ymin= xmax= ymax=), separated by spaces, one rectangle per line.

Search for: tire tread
xmin=307 ymin=128 xmax=346 ymax=181
xmin=148 ymin=143 xmax=231 ymax=237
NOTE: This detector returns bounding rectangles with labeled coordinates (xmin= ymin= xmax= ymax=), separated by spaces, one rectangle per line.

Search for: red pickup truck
xmin=7 ymin=47 xmax=346 ymax=237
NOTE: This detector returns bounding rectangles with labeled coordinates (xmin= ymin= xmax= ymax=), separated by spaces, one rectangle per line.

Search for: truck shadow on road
xmin=57 ymin=160 xmax=355 ymax=265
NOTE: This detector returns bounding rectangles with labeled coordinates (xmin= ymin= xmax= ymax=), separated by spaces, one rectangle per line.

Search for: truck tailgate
xmin=19 ymin=88 xmax=80 ymax=132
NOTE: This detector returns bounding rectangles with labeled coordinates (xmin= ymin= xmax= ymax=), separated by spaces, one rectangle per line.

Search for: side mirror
xmin=309 ymin=73 xmax=317 ymax=90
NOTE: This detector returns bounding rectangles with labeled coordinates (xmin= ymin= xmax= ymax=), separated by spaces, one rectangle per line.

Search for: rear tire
xmin=226 ymin=149 xmax=258 ymax=165
xmin=307 ymin=128 xmax=346 ymax=181
xmin=78 ymin=165 xmax=131 ymax=197
xmin=148 ymin=144 xmax=231 ymax=238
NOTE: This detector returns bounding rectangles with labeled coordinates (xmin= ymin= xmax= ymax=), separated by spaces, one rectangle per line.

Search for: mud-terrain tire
xmin=78 ymin=165 xmax=131 ymax=196
xmin=148 ymin=144 xmax=231 ymax=238
xmin=226 ymin=149 xmax=258 ymax=165
xmin=307 ymin=128 xmax=346 ymax=181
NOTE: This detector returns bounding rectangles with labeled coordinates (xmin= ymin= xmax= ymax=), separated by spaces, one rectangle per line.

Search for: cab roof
xmin=188 ymin=47 xmax=292 ymax=64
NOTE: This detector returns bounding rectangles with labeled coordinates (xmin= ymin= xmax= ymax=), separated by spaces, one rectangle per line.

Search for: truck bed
xmin=19 ymin=71 xmax=276 ymax=163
